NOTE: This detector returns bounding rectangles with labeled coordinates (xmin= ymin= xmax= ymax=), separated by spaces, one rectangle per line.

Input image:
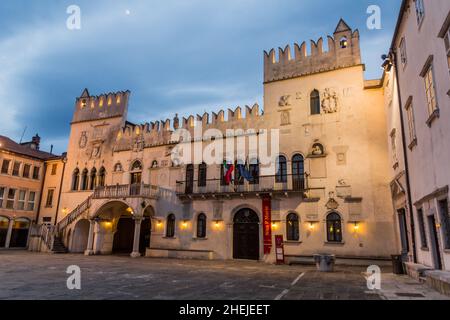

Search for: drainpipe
xmin=54 ymin=156 xmax=67 ymax=226
xmin=390 ymin=49 xmax=418 ymax=263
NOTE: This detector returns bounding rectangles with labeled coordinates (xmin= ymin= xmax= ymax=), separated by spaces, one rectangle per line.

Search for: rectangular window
xmin=6 ymin=188 xmax=16 ymax=209
xmin=32 ymin=166 xmax=40 ymax=180
xmin=27 ymin=192 xmax=36 ymax=211
xmin=438 ymin=199 xmax=450 ymax=250
xmin=423 ymin=63 xmax=438 ymax=116
xmin=405 ymin=98 xmax=417 ymax=148
xmin=399 ymin=38 xmax=407 ymax=67
xmin=1 ymin=159 xmax=10 ymax=174
xmin=23 ymin=164 xmax=31 ymax=178
xmin=51 ymin=163 xmax=57 ymax=175
xmin=0 ymin=187 xmax=4 ymax=208
xmin=45 ymin=189 xmax=54 ymax=208
xmin=415 ymin=0 xmax=425 ymax=26
xmin=17 ymin=190 xmax=26 ymax=210
xmin=445 ymin=25 xmax=450 ymax=73
xmin=12 ymin=161 xmax=21 ymax=176
xmin=417 ymin=208 xmax=428 ymax=249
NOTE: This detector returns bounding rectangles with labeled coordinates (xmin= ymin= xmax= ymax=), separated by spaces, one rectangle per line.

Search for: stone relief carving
xmin=280 ymin=111 xmax=291 ymax=126
xmin=91 ymin=145 xmax=101 ymax=159
xmin=295 ymin=92 xmax=303 ymax=100
xmin=321 ymin=88 xmax=339 ymax=113
xmin=279 ymin=95 xmax=292 ymax=107
xmin=311 ymin=143 xmax=324 ymax=156
xmin=79 ymin=132 xmax=88 ymax=149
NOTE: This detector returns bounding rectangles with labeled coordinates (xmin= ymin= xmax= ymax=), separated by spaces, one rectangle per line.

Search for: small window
xmin=196 ymin=213 xmax=207 ymax=238
xmin=23 ymin=164 xmax=31 ymax=178
xmin=80 ymin=169 xmax=89 ymax=190
xmin=423 ymin=63 xmax=438 ymax=116
xmin=286 ymin=213 xmax=300 ymax=241
xmin=166 ymin=214 xmax=176 ymax=238
xmin=27 ymin=192 xmax=36 ymax=211
xmin=12 ymin=162 xmax=20 ymax=176
xmin=0 ymin=187 xmax=4 ymax=208
xmin=399 ymin=38 xmax=407 ymax=67
xmin=89 ymin=168 xmax=97 ymax=190
xmin=51 ymin=164 xmax=57 ymax=175
xmin=417 ymin=208 xmax=428 ymax=249
xmin=6 ymin=188 xmax=16 ymax=209
xmin=326 ymin=212 xmax=343 ymax=243
xmin=131 ymin=160 xmax=143 ymax=171
xmin=98 ymin=167 xmax=106 ymax=187
xmin=249 ymin=159 xmax=260 ymax=185
xmin=275 ymin=156 xmax=287 ymax=183
xmin=310 ymin=90 xmax=321 ymax=115
xmin=17 ymin=190 xmax=26 ymax=210
xmin=45 ymin=189 xmax=54 ymax=208
xmin=438 ymin=199 xmax=450 ymax=250
xmin=444 ymin=25 xmax=450 ymax=74
xmin=198 ymin=163 xmax=207 ymax=187
xmin=32 ymin=166 xmax=40 ymax=180
xmin=405 ymin=98 xmax=417 ymax=147
xmin=415 ymin=0 xmax=425 ymax=26
xmin=340 ymin=37 xmax=348 ymax=49
xmin=1 ymin=159 xmax=10 ymax=174
xmin=80 ymin=99 xmax=87 ymax=108
xmin=72 ymin=168 xmax=80 ymax=191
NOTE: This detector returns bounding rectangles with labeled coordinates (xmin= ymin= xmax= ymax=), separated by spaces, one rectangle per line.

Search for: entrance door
xmin=9 ymin=218 xmax=30 ymax=248
xmin=130 ymin=172 xmax=142 ymax=195
xmin=0 ymin=217 xmax=9 ymax=247
xmin=113 ymin=217 xmax=135 ymax=254
xmin=139 ymin=218 xmax=151 ymax=255
xmin=397 ymin=209 xmax=409 ymax=257
xmin=233 ymin=209 xmax=260 ymax=260
xmin=427 ymin=215 xmax=443 ymax=270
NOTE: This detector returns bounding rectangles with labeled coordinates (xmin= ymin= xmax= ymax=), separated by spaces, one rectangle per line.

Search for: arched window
xmin=131 ymin=160 xmax=142 ymax=171
xmin=72 ymin=168 xmax=80 ymax=191
xmin=196 ymin=213 xmax=207 ymax=238
xmin=114 ymin=163 xmax=123 ymax=172
xmin=276 ymin=155 xmax=287 ymax=183
xmin=198 ymin=163 xmax=207 ymax=187
xmin=185 ymin=164 xmax=194 ymax=193
xmin=98 ymin=167 xmax=106 ymax=187
xmin=326 ymin=212 xmax=343 ymax=242
xmin=80 ymin=169 xmax=89 ymax=191
xmin=340 ymin=37 xmax=348 ymax=49
xmin=0 ymin=216 xmax=10 ymax=247
xmin=166 ymin=214 xmax=176 ymax=238
xmin=249 ymin=158 xmax=260 ymax=185
xmin=286 ymin=213 xmax=300 ymax=241
xmin=89 ymin=168 xmax=97 ymax=190
xmin=310 ymin=90 xmax=321 ymax=115
xmin=292 ymin=154 xmax=305 ymax=191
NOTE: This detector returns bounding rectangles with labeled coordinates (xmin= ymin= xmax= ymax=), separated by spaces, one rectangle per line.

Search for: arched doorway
xmin=71 ymin=219 xmax=90 ymax=253
xmin=113 ymin=217 xmax=135 ymax=254
xmin=233 ymin=208 xmax=260 ymax=260
xmin=139 ymin=206 xmax=154 ymax=255
xmin=9 ymin=218 xmax=30 ymax=248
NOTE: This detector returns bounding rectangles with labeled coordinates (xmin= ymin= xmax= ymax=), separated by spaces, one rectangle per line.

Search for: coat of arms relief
xmin=321 ymin=88 xmax=339 ymax=113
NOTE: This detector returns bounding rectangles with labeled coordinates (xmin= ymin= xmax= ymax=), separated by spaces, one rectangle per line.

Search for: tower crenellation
xmin=264 ymin=19 xmax=361 ymax=83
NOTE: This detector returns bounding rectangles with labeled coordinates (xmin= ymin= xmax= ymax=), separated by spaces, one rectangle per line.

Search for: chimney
xmin=32 ymin=134 xmax=41 ymax=150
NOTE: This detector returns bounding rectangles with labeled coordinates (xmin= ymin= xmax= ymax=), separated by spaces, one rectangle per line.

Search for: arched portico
xmin=71 ymin=219 xmax=90 ymax=253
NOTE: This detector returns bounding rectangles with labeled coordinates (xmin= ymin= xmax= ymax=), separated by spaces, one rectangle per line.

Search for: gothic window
xmin=72 ymin=168 xmax=80 ymax=191
xmin=89 ymin=168 xmax=97 ymax=190
xmin=286 ymin=213 xmax=300 ymax=241
xmin=326 ymin=212 xmax=343 ymax=243
xmin=98 ymin=167 xmax=106 ymax=187
xmin=275 ymin=155 xmax=287 ymax=183
xmin=131 ymin=160 xmax=143 ymax=171
xmin=310 ymin=90 xmax=321 ymax=115
xmin=196 ymin=213 xmax=207 ymax=239
xmin=166 ymin=214 xmax=176 ymax=238
xmin=198 ymin=163 xmax=207 ymax=187
xmin=340 ymin=37 xmax=348 ymax=49
xmin=80 ymin=169 xmax=89 ymax=191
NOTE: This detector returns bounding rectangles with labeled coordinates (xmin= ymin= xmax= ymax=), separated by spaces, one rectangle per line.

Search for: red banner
xmin=262 ymin=197 xmax=272 ymax=254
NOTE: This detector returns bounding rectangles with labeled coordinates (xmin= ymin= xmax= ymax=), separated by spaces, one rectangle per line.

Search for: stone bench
xmin=404 ymin=262 xmax=433 ymax=281
xmin=286 ymin=255 xmax=391 ymax=267
xmin=425 ymin=270 xmax=450 ymax=296
xmin=146 ymin=247 xmax=215 ymax=260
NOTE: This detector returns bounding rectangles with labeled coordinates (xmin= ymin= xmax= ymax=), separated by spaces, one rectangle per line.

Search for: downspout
xmin=390 ymin=49 xmax=418 ymax=263
xmin=54 ymin=156 xmax=67 ymax=226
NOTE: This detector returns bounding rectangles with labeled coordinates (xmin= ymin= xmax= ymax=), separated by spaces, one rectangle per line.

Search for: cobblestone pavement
xmin=0 ymin=251 xmax=447 ymax=300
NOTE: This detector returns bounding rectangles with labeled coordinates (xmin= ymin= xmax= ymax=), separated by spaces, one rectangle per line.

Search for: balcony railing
xmin=93 ymin=183 xmax=160 ymax=200
xmin=176 ymin=174 xmax=306 ymax=197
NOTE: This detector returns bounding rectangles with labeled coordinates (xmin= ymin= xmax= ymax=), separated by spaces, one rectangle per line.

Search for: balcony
xmin=93 ymin=183 xmax=160 ymax=200
xmin=176 ymin=174 xmax=307 ymax=200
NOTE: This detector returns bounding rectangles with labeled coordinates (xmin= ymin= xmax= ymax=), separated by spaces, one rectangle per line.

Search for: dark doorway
xmin=0 ymin=217 xmax=9 ymax=247
xmin=427 ymin=215 xmax=443 ymax=270
xmin=397 ymin=209 xmax=410 ymax=257
xmin=113 ymin=217 xmax=135 ymax=254
xmin=130 ymin=172 xmax=142 ymax=196
xmin=9 ymin=218 xmax=30 ymax=248
xmin=139 ymin=218 xmax=151 ymax=255
xmin=233 ymin=208 xmax=260 ymax=260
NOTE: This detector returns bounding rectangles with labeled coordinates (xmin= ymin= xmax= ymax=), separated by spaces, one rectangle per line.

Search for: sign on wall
xmin=262 ymin=197 xmax=272 ymax=254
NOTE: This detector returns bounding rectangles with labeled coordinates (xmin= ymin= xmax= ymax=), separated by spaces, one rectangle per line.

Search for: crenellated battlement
xmin=264 ymin=19 xmax=361 ymax=83
xmin=72 ymin=88 xmax=130 ymax=124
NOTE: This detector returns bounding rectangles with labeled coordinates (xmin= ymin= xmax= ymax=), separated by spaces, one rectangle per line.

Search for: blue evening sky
xmin=0 ymin=0 xmax=401 ymax=154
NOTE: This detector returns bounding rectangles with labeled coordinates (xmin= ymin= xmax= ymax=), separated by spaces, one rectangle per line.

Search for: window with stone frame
xmin=0 ymin=187 xmax=5 ymax=208
xmin=196 ymin=213 xmax=207 ymax=238
xmin=45 ymin=189 xmax=54 ymax=208
xmin=17 ymin=190 xmax=26 ymax=210
xmin=27 ymin=191 xmax=36 ymax=211
xmin=444 ymin=23 xmax=450 ymax=74
xmin=12 ymin=161 xmax=21 ymax=176
xmin=399 ymin=37 xmax=407 ymax=67
xmin=6 ymin=188 xmax=15 ymax=209
xmin=286 ymin=213 xmax=300 ymax=241
xmin=310 ymin=90 xmax=321 ymax=115
xmin=417 ymin=208 xmax=428 ymax=249
xmin=166 ymin=214 xmax=176 ymax=238
xmin=51 ymin=163 xmax=57 ymax=175
xmin=22 ymin=164 xmax=31 ymax=178
xmin=326 ymin=212 xmax=343 ymax=243
xmin=32 ymin=166 xmax=40 ymax=180
xmin=405 ymin=97 xmax=417 ymax=148
xmin=1 ymin=159 xmax=10 ymax=174
xmin=414 ymin=0 xmax=425 ymax=26
xmin=438 ymin=199 xmax=450 ymax=250
xmin=422 ymin=60 xmax=438 ymax=118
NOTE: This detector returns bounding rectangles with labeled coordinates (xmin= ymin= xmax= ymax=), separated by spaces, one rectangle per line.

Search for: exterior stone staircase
xmin=51 ymin=236 xmax=68 ymax=254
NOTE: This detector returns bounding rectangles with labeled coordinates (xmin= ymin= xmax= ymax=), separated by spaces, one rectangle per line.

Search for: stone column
xmin=130 ymin=217 xmax=143 ymax=258
xmin=84 ymin=219 xmax=96 ymax=256
xmin=4 ymin=219 xmax=14 ymax=248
